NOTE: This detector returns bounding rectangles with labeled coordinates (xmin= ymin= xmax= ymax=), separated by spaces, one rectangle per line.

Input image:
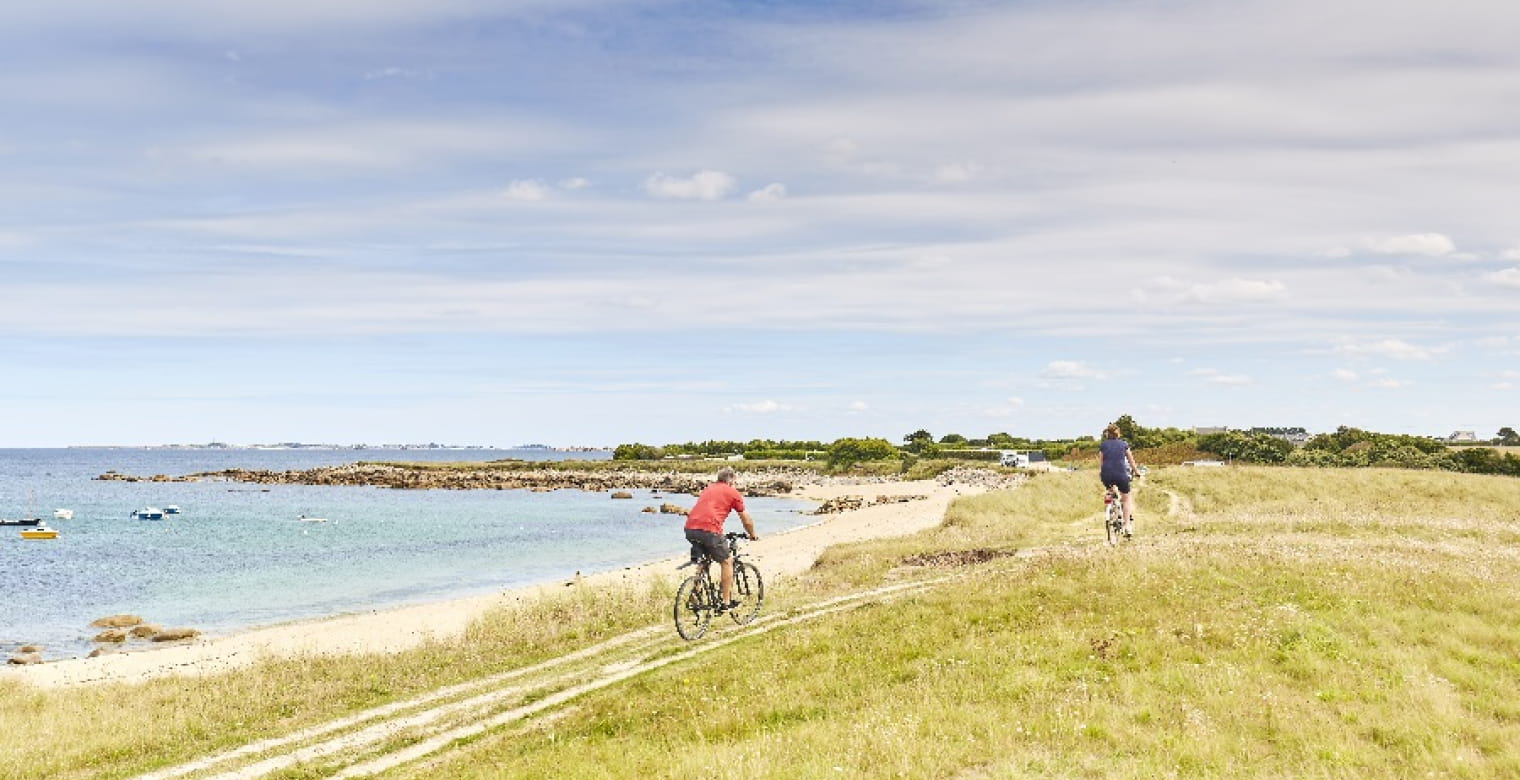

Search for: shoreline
xmin=4 ymin=478 xmax=995 ymax=689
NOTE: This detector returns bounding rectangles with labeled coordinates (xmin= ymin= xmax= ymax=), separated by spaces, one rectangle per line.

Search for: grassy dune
xmin=3 ymin=467 xmax=1518 ymax=778
xmin=390 ymin=468 xmax=1520 ymax=778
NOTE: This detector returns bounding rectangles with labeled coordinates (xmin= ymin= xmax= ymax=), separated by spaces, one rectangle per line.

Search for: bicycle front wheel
xmin=674 ymin=574 xmax=713 ymax=640
xmin=728 ymin=561 xmax=764 ymax=625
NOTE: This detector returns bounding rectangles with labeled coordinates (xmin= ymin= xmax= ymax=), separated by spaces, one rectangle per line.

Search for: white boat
xmin=132 ymin=507 xmax=165 ymax=520
xmin=20 ymin=525 xmax=58 ymax=540
xmin=298 ymin=514 xmax=328 ymax=523
xmin=164 ymin=505 xmax=182 ymax=515
xmin=53 ymin=509 xmax=74 ymax=520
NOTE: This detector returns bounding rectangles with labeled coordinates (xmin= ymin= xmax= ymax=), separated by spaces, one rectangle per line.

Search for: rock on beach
xmin=90 ymin=614 xmax=143 ymax=628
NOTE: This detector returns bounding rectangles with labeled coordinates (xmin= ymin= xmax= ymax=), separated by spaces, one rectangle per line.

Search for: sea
xmin=0 ymin=448 xmax=818 ymax=661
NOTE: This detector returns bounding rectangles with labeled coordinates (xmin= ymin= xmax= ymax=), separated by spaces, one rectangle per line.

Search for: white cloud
xmin=645 ymin=170 xmax=737 ymax=200
xmin=1484 ymin=267 xmax=1520 ymax=289
xmin=1041 ymin=361 xmax=1103 ymax=380
xmin=1336 ymin=338 xmax=1435 ymax=361
xmin=1190 ymin=368 xmax=1251 ymax=386
xmin=729 ymin=399 xmax=791 ymax=414
xmin=1176 ymin=278 xmax=1286 ymax=304
xmin=747 ymin=182 xmax=787 ymax=202
xmin=1331 ymin=368 xmax=1358 ymax=382
xmin=1494 ymin=382 xmax=1516 ymax=391
xmin=1370 ymin=377 xmax=1411 ymax=389
xmin=1368 ymin=233 xmax=1456 ymax=257
xmin=364 ymin=66 xmax=425 ymax=80
xmin=503 ymin=179 xmax=548 ymax=201
xmin=983 ymin=396 xmax=1026 ymax=417
xmin=934 ymin=162 xmax=980 ymax=183
xmin=1501 ymin=247 xmax=1520 ymax=262
xmin=847 ymin=400 xmax=869 ymax=413
xmin=224 ymin=50 xmax=240 ymax=62
xmin=559 ymin=177 xmax=590 ymax=191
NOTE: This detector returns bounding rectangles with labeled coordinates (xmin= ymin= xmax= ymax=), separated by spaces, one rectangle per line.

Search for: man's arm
xmin=738 ymin=510 xmax=757 ymax=540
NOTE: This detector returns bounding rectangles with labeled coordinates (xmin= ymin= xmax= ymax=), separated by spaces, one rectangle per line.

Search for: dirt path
xmin=1163 ymin=488 xmax=1195 ymax=519
xmin=132 ymin=578 xmax=950 ymax=780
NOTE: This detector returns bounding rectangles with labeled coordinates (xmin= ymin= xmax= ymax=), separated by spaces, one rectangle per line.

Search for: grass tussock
xmin=4 ymin=467 xmax=1519 ymax=778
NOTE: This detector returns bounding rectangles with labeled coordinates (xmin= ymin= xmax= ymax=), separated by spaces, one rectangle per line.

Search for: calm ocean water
xmin=0 ymin=448 xmax=816 ymax=660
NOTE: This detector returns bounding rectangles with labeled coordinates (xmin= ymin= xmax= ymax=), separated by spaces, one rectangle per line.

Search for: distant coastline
xmin=65 ymin=443 xmax=607 ymax=452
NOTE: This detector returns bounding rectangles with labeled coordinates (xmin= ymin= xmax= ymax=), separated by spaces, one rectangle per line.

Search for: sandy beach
xmin=5 ymin=478 xmax=984 ymax=689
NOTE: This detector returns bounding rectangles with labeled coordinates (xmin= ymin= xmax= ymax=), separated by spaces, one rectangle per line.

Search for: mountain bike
xmin=1103 ymin=486 xmax=1128 ymax=544
xmin=674 ymin=532 xmax=764 ymax=640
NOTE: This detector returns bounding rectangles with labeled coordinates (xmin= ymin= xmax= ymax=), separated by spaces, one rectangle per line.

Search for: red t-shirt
xmin=684 ymin=481 xmax=746 ymax=534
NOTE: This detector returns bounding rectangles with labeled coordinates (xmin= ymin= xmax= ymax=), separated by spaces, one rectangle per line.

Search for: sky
xmin=2 ymin=0 xmax=1517 ymax=448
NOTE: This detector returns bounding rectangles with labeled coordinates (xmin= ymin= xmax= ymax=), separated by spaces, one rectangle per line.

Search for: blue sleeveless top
xmin=1099 ymin=438 xmax=1129 ymax=480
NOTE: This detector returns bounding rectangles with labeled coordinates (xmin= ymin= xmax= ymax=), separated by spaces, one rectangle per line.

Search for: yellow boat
xmin=19 ymin=526 xmax=58 ymax=540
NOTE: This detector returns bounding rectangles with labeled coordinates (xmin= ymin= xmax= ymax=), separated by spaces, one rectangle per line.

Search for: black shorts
xmin=685 ymin=528 xmax=730 ymax=563
xmin=1101 ymin=474 xmax=1131 ymax=495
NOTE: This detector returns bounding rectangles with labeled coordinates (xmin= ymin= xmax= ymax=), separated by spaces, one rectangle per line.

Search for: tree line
xmin=613 ymin=418 xmax=1520 ymax=477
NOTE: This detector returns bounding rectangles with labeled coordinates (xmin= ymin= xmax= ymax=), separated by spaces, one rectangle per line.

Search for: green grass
xmin=384 ymin=468 xmax=1520 ymax=778
xmin=0 ymin=583 xmax=670 ymax=780
xmin=4 ymin=467 xmax=1519 ymax=778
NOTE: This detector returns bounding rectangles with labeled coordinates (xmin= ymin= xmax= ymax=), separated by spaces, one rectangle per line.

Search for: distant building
xmin=1447 ymin=430 xmax=1478 ymax=443
xmin=1252 ymin=427 xmax=1312 ymax=447
xmin=1193 ymin=426 xmax=1229 ymax=436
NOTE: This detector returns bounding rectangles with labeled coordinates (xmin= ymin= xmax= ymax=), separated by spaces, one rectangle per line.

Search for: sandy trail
xmin=5 ymin=479 xmax=981 ymax=689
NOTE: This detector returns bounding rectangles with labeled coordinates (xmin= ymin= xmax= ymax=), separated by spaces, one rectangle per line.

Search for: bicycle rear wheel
xmin=728 ymin=561 xmax=764 ymax=625
xmin=674 ymin=574 xmax=713 ymax=640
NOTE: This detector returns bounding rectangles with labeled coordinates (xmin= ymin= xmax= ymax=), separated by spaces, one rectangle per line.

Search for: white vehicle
xmin=998 ymin=451 xmax=1030 ymax=468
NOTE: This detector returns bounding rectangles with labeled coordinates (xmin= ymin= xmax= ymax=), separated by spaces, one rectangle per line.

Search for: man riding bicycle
xmin=684 ymin=467 xmax=758 ymax=611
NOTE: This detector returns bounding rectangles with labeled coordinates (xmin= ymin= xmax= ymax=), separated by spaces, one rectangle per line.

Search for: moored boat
xmin=53 ymin=508 xmax=74 ymax=520
xmin=20 ymin=525 xmax=58 ymax=540
xmin=0 ymin=517 xmax=42 ymax=526
xmin=164 ymin=505 xmax=182 ymax=515
xmin=132 ymin=507 xmax=165 ymax=520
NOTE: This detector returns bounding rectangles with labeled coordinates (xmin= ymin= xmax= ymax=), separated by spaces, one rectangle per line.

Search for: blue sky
xmin=2 ymin=0 xmax=1517 ymax=447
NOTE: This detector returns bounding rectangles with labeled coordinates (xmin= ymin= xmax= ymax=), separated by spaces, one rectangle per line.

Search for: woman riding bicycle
xmin=1099 ymin=423 xmax=1142 ymax=537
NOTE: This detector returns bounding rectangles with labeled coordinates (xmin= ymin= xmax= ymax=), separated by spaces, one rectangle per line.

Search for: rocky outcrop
xmin=610 ymin=491 xmax=634 ymax=499
xmin=658 ymin=503 xmax=688 ymax=515
xmin=936 ymin=467 xmax=1024 ymax=490
xmin=130 ymin=624 xmax=162 ymax=639
xmin=90 ymin=614 xmax=143 ymax=628
xmin=7 ymin=652 xmax=42 ymax=665
xmin=97 ymin=463 xmax=815 ymax=497
xmin=93 ymin=629 xmax=129 ymax=643
xmin=151 ymin=627 xmax=201 ymax=642
xmin=812 ymin=496 xmax=865 ymax=514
